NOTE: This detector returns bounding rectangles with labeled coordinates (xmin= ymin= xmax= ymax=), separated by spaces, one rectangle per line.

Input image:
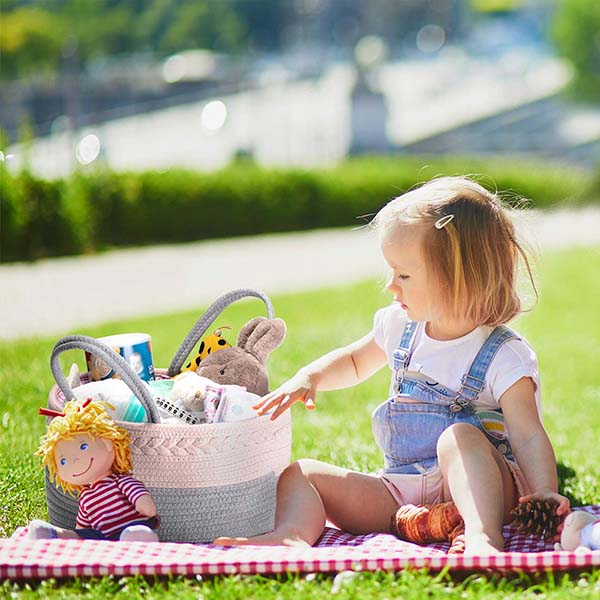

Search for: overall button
xmin=449 ymin=403 xmax=463 ymax=413
xmin=497 ymin=443 xmax=509 ymax=455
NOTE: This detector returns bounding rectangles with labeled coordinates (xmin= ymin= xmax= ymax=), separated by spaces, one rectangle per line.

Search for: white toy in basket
xmin=45 ymin=289 xmax=291 ymax=543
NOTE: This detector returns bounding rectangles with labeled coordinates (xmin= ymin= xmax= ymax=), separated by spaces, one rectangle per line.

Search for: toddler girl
xmin=214 ymin=176 xmax=569 ymax=555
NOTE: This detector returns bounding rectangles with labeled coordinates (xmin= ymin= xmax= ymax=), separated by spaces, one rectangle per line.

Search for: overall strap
xmin=392 ymin=320 xmax=420 ymax=374
xmin=453 ymin=325 xmax=520 ymax=410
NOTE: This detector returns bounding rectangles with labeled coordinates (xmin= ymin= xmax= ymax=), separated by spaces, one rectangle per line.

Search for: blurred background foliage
xmin=1 ymin=0 xmax=598 ymax=100
xmin=0 ymin=1 xmax=284 ymax=80
xmin=551 ymin=0 xmax=600 ymax=101
xmin=1 ymin=1 xmax=599 ymax=263
xmin=1 ymin=155 xmax=595 ymax=263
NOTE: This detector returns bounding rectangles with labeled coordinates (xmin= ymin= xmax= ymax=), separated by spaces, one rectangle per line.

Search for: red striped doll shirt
xmin=76 ymin=474 xmax=151 ymax=537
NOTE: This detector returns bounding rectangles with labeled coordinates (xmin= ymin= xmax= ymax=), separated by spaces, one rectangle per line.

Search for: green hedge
xmin=0 ymin=155 xmax=595 ymax=263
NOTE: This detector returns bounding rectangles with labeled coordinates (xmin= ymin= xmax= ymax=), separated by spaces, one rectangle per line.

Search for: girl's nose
xmin=386 ymin=278 xmax=400 ymax=294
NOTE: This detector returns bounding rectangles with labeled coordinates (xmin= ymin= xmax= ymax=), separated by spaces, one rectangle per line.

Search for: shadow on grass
xmin=557 ymin=461 xmax=586 ymax=507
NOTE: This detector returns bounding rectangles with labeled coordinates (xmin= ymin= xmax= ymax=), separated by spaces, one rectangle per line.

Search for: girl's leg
xmin=213 ymin=458 xmax=399 ymax=547
xmin=436 ymin=423 xmax=517 ymax=555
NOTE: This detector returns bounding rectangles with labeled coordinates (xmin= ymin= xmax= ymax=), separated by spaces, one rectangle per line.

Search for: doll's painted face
xmin=55 ymin=433 xmax=115 ymax=486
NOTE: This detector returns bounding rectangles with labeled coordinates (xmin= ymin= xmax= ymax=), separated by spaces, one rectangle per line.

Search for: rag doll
xmin=27 ymin=398 xmax=159 ymax=542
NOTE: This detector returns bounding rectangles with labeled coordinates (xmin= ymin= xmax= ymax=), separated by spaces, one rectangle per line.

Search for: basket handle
xmin=168 ymin=288 xmax=274 ymax=377
xmin=50 ymin=335 xmax=161 ymax=424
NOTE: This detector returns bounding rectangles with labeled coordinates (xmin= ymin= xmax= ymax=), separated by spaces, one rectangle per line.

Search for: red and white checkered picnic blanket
xmin=2 ymin=506 xmax=599 ymax=580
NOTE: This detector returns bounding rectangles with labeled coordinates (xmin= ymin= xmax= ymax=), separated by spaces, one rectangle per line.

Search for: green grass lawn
xmin=1 ymin=245 xmax=599 ymax=598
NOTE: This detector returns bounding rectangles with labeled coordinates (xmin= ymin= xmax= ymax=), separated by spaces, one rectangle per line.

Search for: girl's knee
xmin=280 ymin=458 xmax=346 ymax=492
xmin=437 ymin=423 xmax=488 ymax=460
xmin=280 ymin=458 xmax=323 ymax=482
xmin=295 ymin=458 xmax=323 ymax=475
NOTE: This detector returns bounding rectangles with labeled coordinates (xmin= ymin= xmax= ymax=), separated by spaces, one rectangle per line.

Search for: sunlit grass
xmin=1 ymin=245 xmax=599 ymax=596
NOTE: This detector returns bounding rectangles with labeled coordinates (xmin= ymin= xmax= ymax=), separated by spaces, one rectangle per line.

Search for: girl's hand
xmin=518 ymin=490 xmax=570 ymax=540
xmin=253 ymin=372 xmax=317 ymax=420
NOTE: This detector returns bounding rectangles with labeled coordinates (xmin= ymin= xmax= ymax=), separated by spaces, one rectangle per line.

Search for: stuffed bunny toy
xmin=194 ymin=316 xmax=286 ymax=397
xmin=555 ymin=510 xmax=600 ymax=552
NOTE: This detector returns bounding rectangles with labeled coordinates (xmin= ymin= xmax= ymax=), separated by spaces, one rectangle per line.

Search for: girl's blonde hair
xmin=37 ymin=399 xmax=132 ymax=497
xmin=372 ymin=176 xmax=536 ymax=327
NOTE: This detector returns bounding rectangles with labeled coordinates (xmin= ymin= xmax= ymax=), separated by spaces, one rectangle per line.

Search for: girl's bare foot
xmin=213 ymin=527 xmax=313 ymax=548
xmin=464 ymin=533 xmax=504 ymax=556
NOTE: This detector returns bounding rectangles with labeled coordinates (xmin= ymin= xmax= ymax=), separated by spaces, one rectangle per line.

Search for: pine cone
xmin=511 ymin=498 xmax=561 ymax=539
xmin=390 ymin=502 xmax=464 ymax=544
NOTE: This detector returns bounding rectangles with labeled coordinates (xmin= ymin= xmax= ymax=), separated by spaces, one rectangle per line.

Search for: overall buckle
xmin=459 ymin=373 xmax=485 ymax=395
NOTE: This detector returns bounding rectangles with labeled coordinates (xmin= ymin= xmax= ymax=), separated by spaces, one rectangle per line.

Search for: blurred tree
xmin=142 ymin=0 xmax=245 ymax=54
xmin=0 ymin=7 xmax=63 ymax=79
xmin=140 ymin=0 xmax=287 ymax=54
xmin=552 ymin=0 xmax=600 ymax=101
xmin=229 ymin=0 xmax=287 ymax=50
xmin=58 ymin=0 xmax=141 ymax=58
xmin=1 ymin=0 xmax=290 ymax=80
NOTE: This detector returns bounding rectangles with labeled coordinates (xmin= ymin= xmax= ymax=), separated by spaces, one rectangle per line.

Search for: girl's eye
xmin=60 ymin=458 xmax=67 ymax=466
xmin=80 ymin=442 xmax=88 ymax=451
xmin=397 ymin=274 xmax=409 ymax=281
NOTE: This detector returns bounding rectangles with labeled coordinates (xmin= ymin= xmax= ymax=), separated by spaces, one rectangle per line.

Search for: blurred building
xmin=2 ymin=0 xmax=599 ymax=175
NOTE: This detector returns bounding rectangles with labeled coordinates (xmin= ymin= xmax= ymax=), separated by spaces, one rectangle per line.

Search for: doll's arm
xmin=118 ymin=475 xmax=158 ymax=517
xmin=75 ymin=505 xmax=92 ymax=530
xmin=134 ymin=493 xmax=157 ymax=518
xmin=501 ymin=377 xmax=570 ymax=517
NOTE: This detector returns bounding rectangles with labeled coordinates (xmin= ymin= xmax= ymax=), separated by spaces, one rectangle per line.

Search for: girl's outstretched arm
xmin=254 ymin=332 xmax=387 ymax=420
xmin=501 ymin=377 xmax=570 ymax=516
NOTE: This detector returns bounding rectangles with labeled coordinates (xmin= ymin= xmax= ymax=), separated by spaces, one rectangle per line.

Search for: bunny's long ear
xmin=237 ymin=317 xmax=286 ymax=363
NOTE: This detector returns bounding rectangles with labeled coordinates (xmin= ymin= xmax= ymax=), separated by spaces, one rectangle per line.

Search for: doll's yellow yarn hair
xmin=37 ymin=399 xmax=132 ymax=497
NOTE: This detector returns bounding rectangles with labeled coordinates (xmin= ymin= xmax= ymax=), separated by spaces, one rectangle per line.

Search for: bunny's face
xmin=196 ymin=347 xmax=269 ymax=396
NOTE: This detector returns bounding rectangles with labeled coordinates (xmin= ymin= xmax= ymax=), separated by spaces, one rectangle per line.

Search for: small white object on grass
xmin=331 ymin=570 xmax=359 ymax=594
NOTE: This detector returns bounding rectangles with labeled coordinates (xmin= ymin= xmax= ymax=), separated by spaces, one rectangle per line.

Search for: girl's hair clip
xmin=434 ymin=214 xmax=455 ymax=229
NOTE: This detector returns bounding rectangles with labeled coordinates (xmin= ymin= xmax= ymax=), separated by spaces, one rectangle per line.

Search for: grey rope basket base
xmin=44 ymin=289 xmax=291 ymax=543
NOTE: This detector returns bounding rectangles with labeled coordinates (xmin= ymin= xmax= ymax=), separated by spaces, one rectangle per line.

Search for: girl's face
xmin=381 ymin=225 xmax=443 ymax=324
xmin=55 ymin=433 xmax=115 ymax=486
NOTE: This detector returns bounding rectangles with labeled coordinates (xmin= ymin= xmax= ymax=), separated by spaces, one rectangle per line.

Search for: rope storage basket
xmin=44 ymin=289 xmax=292 ymax=543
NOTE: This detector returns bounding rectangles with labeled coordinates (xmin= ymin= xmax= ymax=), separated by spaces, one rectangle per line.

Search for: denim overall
xmin=372 ymin=321 xmax=519 ymax=476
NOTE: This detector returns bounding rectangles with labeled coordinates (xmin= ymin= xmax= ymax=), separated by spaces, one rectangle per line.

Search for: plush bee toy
xmin=180 ymin=326 xmax=232 ymax=374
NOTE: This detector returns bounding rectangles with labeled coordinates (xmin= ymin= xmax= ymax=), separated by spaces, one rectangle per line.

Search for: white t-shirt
xmin=373 ymin=303 xmax=542 ymax=418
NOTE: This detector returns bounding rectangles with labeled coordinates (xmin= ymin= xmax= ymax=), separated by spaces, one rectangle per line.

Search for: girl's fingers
xmin=252 ymin=393 xmax=275 ymax=412
xmin=254 ymin=391 xmax=290 ymax=414
xmin=269 ymin=395 xmax=293 ymax=420
xmin=557 ymin=497 xmax=570 ymax=515
xmin=254 ymin=386 xmax=317 ymax=419
xmin=256 ymin=398 xmax=282 ymax=415
xmin=518 ymin=493 xmax=571 ymax=517
xmin=303 ymin=388 xmax=317 ymax=410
